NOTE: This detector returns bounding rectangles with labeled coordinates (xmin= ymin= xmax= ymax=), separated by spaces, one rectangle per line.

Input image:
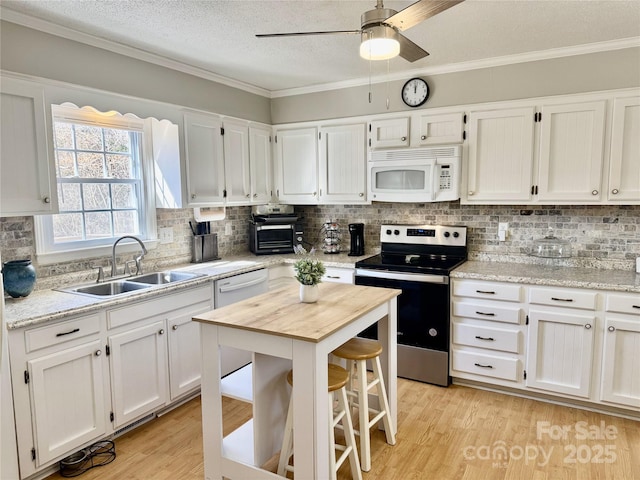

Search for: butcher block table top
xmin=193 ymin=282 xmax=401 ymax=342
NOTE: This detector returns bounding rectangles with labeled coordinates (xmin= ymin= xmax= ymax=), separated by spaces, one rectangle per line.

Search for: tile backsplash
xmin=1 ymin=203 xmax=638 ymax=290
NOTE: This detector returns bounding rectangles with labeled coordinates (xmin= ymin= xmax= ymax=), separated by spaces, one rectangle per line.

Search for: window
xmin=35 ymin=105 xmax=156 ymax=263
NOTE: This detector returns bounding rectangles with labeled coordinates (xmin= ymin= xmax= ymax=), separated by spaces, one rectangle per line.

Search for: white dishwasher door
xmin=215 ymin=269 xmax=268 ymax=376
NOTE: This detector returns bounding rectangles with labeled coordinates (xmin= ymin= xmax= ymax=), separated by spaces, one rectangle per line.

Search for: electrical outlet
xmin=225 ymin=223 xmax=233 ymax=236
xmin=498 ymin=222 xmax=509 ymax=242
xmin=159 ymin=227 xmax=173 ymax=244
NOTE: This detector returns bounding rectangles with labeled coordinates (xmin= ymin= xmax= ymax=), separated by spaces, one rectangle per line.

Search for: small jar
xmin=2 ymin=259 xmax=37 ymax=298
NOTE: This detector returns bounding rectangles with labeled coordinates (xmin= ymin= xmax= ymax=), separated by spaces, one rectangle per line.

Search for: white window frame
xmin=35 ymin=104 xmax=157 ymax=264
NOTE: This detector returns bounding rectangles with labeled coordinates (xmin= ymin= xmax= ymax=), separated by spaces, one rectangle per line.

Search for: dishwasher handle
xmin=217 ymin=276 xmax=267 ymax=293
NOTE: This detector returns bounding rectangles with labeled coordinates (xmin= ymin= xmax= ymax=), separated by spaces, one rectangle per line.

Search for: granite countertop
xmin=452 ymin=261 xmax=640 ymax=294
xmin=4 ymin=252 xmax=366 ymax=330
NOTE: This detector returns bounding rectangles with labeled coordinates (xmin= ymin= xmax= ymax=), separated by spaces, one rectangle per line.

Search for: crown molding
xmin=270 ymin=36 xmax=640 ymax=98
xmin=0 ymin=8 xmax=272 ymax=98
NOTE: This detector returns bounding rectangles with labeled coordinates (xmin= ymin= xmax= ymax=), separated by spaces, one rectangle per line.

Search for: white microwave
xmin=368 ymin=145 xmax=462 ymax=202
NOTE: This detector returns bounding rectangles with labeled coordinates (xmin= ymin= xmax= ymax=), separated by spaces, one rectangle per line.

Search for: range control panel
xmin=380 ymin=224 xmax=467 ymax=247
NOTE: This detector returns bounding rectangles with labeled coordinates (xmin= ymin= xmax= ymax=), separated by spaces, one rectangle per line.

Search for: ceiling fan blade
xmin=385 ymin=0 xmax=464 ymax=32
xmin=397 ymin=34 xmax=429 ymax=62
xmin=256 ymin=30 xmax=361 ymax=38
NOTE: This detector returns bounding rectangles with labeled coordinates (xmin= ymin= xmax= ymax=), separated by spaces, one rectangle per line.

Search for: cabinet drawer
xmin=451 ymin=349 xmax=520 ymax=381
xmin=452 ymin=301 xmax=522 ymax=324
xmin=108 ymin=285 xmax=212 ymax=329
xmin=322 ymin=267 xmax=354 ymax=284
xmin=25 ymin=314 xmax=101 ymax=353
xmin=606 ymin=293 xmax=640 ymax=316
xmin=452 ymin=280 xmax=523 ymax=302
xmin=452 ymin=322 xmax=520 ymax=353
xmin=529 ymin=287 xmax=597 ymax=310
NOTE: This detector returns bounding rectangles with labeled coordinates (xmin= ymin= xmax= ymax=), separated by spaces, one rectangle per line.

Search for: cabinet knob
xmin=607 ymin=326 xmax=615 ymax=332
xmin=421 ymin=135 xmax=426 ymax=140
xmin=191 ymin=193 xmax=197 ymax=200
xmin=43 ymin=196 xmax=51 ymax=204
xmin=400 ymin=136 xmax=407 ymax=142
xmin=584 ymin=324 xmax=592 ymax=330
xmin=253 ymin=193 xmax=258 ymax=198
xmin=468 ymin=191 xmax=474 ymax=196
xmin=159 ymin=329 xmax=165 ymax=335
xmin=246 ymin=194 xmax=250 ymax=198
xmin=359 ymin=192 xmax=364 ymax=197
xmin=611 ymin=189 xmax=619 ymax=195
xmin=313 ymin=191 xmax=317 ymax=196
xmin=591 ymin=190 xmax=599 ymax=196
xmin=172 ymin=325 xmax=179 ymax=331
xmin=95 ymin=350 xmax=102 ymax=356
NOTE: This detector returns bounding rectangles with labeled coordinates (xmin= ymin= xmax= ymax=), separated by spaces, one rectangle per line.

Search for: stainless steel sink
xmin=58 ymin=270 xmax=204 ymax=298
xmin=64 ymin=280 xmax=151 ymax=297
xmin=129 ymin=271 xmax=202 ymax=285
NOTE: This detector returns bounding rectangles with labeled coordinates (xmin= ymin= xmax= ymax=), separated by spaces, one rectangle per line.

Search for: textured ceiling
xmin=2 ymin=0 xmax=640 ymax=94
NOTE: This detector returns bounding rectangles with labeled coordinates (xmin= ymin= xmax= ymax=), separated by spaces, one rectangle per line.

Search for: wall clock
xmin=401 ymin=78 xmax=429 ymax=107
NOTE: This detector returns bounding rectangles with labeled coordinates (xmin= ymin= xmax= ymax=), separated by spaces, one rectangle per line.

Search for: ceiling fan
xmin=256 ymin=0 xmax=464 ymax=62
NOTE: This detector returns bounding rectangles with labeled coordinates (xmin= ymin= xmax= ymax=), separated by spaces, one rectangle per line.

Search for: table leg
xmin=200 ymin=325 xmax=223 ymax=480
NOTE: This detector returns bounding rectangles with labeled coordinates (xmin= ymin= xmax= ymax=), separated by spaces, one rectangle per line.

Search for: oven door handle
xmin=355 ymin=269 xmax=448 ymax=284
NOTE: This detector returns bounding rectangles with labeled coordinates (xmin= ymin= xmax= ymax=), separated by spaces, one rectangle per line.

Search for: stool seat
xmin=286 ymin=363 xmax=348 ymax=392
xmin=332 ymin=337 xmax=383 ymax=360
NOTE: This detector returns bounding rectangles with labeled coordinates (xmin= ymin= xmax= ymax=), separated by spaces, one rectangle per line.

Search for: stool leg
xmin=277 ymin=394 xmax=294 ymax=477
xmin=372 ymin=356 xmax=396 ymax=445
xmin=356 ymin=359 xmax=372 ymax=472
xmin=329 ymin=392 xmax=338 ymax=480
xmin=338 ymin=386 xmax=363 ymax=480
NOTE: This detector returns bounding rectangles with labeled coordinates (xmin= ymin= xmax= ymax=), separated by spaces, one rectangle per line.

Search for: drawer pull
xmin=474 ymin=363 xmax=493 ymax=369
xmin=476 ymin=290 xmax=496 ymax=295
xmin=475 ymin=335 xmax=495 ymax=341
xmin=326 ymin=276 xmax=340 ymax=279
xmin=551 ymin=297 xmax=574 ymax=302
xmin=633 ymin=305 xmax=640 ymax=309
xmin=56 ymin=328 xmax=80 ymax=337
xmin=475 ymin=311 xmax=495 ymax=316
xmin=608 ymin=326 xmax=615 ymax=332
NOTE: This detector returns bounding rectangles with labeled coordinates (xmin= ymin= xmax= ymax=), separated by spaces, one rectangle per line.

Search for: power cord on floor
xmin=59 ymin=440 xmax=116 ymax=477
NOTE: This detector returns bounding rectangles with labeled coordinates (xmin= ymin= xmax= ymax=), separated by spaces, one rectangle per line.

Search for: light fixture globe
xmin=360 ymin=25 xmax=400 ymax=61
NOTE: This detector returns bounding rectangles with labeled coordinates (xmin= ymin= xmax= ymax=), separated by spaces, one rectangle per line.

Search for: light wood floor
xmin=46 ymin=380 xmax=639 ymax=480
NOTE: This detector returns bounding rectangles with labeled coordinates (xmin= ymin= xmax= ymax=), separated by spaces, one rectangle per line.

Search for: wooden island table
xmin=193 ymin=282 xmax=400 ymax=480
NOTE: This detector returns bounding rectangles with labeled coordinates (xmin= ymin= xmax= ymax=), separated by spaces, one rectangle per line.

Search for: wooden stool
xmin=277 ymin=363 xmax=362 ymax=480
xmin=331 ymin=337 xmax=396 ymax=472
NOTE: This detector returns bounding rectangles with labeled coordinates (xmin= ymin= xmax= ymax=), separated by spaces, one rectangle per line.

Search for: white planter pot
xmin=299 ymin=284 xmax=319 ymax=303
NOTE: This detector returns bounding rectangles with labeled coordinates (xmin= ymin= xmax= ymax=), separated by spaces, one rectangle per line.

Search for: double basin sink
xmin=59 ymin=271 xmax=205 ymax=298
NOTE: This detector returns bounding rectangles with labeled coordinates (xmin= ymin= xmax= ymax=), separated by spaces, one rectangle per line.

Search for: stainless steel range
xmin=355 ymin=224 xmax=467 ymax=386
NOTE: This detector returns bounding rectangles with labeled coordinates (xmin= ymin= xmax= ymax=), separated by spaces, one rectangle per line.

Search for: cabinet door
xmin=0 ymin=76 xmax=55 ymax=216
xmin=526 ymin=309 xmax=595 ymax=398
xmin=465 ymin=107 xmax=535 ymax=202
xmin=608 ymin=96 xmax=640 ymax=202
xmin=167 ymin=309 xmax=207 ymax=400
xmin=275 ymin=127 xmax=318 ymax=204
xmin=223 ymin=119 xmax=251 ymax=205
xmin=249 ymin=125 xmax=273 ymax=204
xmin=600 ymin=316 xmax=640 ymax=409
xmin=369 ymin=117 xmax=410 ymax=149
xmin=537 ymin=101 xmax=606 ymax=201
xmin=415 ymin=112 xmax=464 ymax=145
xmin=108 ymin=321 xmax=168 ymax=428
xmin=319 ymin=124 xmax=366 ymax=204
xmin=28 ymin=340 xmax=106 ymax=466
xmin=183 ymin=111 xmax=225 ymax=205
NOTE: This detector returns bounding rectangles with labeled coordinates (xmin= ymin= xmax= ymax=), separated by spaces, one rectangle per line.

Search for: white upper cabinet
xmin=319 ymin=123 xmax=366 ymax=204
xmin=368 ymin=117 xmax=410 ymax=149
xmin=248 ymin=124 xmax=273 ymax=204
xmin=274 ymin=127 xmax=319 ymax=204
xmin=607 ymin=95 xmax=640 ymax=202
xmin=183 ymin=111 xmax=225 ymax=205
xmin=537 ymin=101 xmax=606 ymax=202
xmin=222 ymin=118 xmax=251 ymax=205
xmin=413 ymin=112 xmax=464 ymax=146
xmin=0 ymin=76 xmax=56 ymax=216
xmin=465 ymin=106 xmax=536 ymax=202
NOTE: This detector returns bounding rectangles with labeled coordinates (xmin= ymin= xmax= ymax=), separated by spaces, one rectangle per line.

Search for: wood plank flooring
xmin=45 ymin=380 xmax=640 ymax=480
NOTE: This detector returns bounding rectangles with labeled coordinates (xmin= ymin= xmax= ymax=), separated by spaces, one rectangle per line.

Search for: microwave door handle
xmin=430 ymin=161 xmax=438 ymax=201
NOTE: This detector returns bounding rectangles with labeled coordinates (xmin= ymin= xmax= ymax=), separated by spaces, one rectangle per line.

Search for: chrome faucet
xmin=111 ymin=235 xmax=147 ymax=277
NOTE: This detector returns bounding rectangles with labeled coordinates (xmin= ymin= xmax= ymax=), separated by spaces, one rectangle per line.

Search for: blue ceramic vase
xmin=2 ymin=259 xmax=37 ymax=298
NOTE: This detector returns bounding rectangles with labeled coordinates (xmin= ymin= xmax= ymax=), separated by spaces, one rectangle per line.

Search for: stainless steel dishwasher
xmin=215 ymin=268 xmax=269 ymax=376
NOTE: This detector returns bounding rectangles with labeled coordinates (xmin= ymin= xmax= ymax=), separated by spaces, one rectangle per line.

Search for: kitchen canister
xmin=2 ymin=259 xmax=37 ymax=298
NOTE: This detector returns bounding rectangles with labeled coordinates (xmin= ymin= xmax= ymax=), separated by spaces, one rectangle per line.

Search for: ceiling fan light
xmin=360 ymin=26 xmax=400 ymax=61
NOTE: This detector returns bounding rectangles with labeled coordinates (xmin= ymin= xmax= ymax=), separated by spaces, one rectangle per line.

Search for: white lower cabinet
xmin=167 ymin=309 xmax=206 ymax=400
xmin=600 ymin=293 xmax=640 ymax=409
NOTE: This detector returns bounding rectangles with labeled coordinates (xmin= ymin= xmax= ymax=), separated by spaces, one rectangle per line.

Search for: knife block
xmin=192 ymin=233 xmax=220 ymax=263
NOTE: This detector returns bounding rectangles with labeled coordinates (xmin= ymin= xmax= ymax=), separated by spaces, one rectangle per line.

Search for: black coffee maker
xmin=348 ymin=223 xmax=365 ymax=256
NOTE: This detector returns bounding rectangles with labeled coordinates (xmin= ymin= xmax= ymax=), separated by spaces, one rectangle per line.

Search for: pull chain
xmin=386 ymin=59 xmax=390 ymax=110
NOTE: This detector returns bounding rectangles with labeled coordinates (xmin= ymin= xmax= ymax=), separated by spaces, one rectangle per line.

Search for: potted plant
xmin=293 ymin=245 xmax=326 ymax=303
